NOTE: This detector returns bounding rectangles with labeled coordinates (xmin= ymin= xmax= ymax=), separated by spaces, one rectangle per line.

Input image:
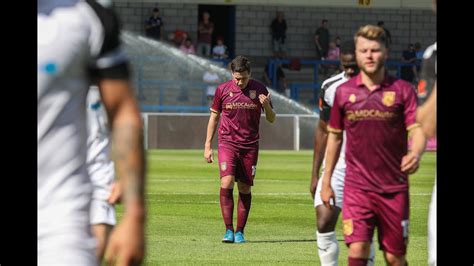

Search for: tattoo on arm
xmin=112 ymin=124 xmax=145 ymax=205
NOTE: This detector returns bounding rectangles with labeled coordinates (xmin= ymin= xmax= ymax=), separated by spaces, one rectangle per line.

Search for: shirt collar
xmin=355 ymin=72 xmax=392 ymax=90
xmin=232 ymin=79 xmax=251 ymax=91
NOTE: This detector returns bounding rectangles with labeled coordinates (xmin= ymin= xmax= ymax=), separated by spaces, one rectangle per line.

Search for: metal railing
xmin=131 ymin=55 xmax=421 ymax=113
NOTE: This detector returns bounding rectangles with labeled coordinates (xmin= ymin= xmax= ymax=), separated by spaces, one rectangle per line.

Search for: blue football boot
xmin=234 ymin=231 xmax=246 ymax=243
xmin=222 ymin=229 xmax=234 ymax=243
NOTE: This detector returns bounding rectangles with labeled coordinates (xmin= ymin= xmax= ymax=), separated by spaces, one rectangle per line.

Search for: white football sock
xmin=316 ymin=231 xmax=339 ymax=266
xmin=367 ymin=241 xmax=376 ymax=266
xmin=428 ymin=181 xmax=437 ymax=266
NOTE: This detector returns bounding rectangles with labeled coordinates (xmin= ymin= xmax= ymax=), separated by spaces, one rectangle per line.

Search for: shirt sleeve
xmin=262 ymin=86 xmax=273 ymax=109
xmin=417 ymin=46 xmax=436 ymax=105
xmin=403 ymin=84 xmax=421 ymax=131
xmin=87 ymin=0 xmax=129 ymax=80
xmin=210 ymin=86 xmax=222 ymax=113
xmin=319 ymin=87 xmax=331 ymax=122
xmin=327 ymin=88 xmax=344 ymax=133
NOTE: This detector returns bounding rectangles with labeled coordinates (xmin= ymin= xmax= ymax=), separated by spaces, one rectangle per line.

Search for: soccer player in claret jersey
xmin=321 ymin=25 xmax=426 ymax=266
xmin=310 ymin=41 xmax=376 ymax=266
xmin=204 ymin=55 xmax=276 ymax=243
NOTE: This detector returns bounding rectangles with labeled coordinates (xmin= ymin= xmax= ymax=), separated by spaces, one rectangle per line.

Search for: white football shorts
xmin=90 ymin=199 xmax=116 ymax=226
xmin=314 ymin=167 xmax=345 ymax=209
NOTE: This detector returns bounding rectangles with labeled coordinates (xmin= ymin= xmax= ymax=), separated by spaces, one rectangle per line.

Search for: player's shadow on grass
xmin=249 ymin=239 xmax=345 ymax=243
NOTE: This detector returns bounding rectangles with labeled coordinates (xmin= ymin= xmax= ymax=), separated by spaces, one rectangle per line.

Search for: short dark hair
xmin=153 ymin=7 xmax=159 ymax=12
xmin=322 ymin=19 xmax=328 ymax=23
xmin=340 ymin=41 xmax=355 ymax=55
xmin=230 ymin=56 xmax=251 ymax=73
xmin=377 ymin=21 xmax=384 ymax=26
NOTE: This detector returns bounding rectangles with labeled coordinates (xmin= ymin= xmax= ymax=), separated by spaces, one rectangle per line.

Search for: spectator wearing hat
xmin=145 ymin=7 xmax=164 ymax=40
xmin=168 ymin=29 xmax=188 ymax=48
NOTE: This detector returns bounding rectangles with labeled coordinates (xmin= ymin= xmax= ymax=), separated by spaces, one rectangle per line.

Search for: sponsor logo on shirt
xmin=90 ymin=101 xmax=102 ymax=110
xmin=249 ymin=90 xmax=256 ymax=99
xmin=382 ymin=91 xmax=396 ymax=107
xmin=39 ymin=61 xmax=58 ymax=75
xmin=346 ymin=109 xmax=397 ymax=121
xmin=225 ymin=102 xmax=258 ymax=110
xmin=349 ymin=94 xmax=356 ymax=103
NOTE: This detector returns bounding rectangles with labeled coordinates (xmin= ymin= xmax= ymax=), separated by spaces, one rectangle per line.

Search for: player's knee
xmin=316 ymin=206 xmax=339 ymax=233
xmin=220 ymin=176 xmax=234 ymax=188
xmin=384 ymin=252 xmax=405 ymax=266
xmin=349 ymin=242 xmax=371 ymax=258
xmin=317 ymin=219 xmax=336 ymax=233
xmin=237 ymin=182 xmax=251 ymax=194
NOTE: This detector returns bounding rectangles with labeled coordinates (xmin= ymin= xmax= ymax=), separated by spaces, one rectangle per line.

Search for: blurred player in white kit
xmin=87 ymin=85 xmax=122 ymax=261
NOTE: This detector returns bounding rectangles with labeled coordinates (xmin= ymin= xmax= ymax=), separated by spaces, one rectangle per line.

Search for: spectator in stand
xmin=263 ymin=59 xmax=288 ymax=96
xmin=400 ymin=43 xmax=417 ymax=83
xmin=180 ymin=38 xmax=196 ymax=55
xmin=414 ymin=42 xmax=424 ymax=76
xmin=197 ymin=11 xmax=214 ymax=57
xmin=144 ymin=7 xmax=164 ymax=41
xmin=377 ymin=21 xmax=392 ymax=47
xmin=415 ymin=42 xmax=424 ymax=59
xmin=327 ymin=41 xmax=340 ymax=61
xmin=169 ymin=29 xmax=188 ymax=48
xmin=326 ymin=41 xmax=341 ymax=76
xmin=203 ymin=70 xmax=221 ymax=106
xmin=270 ymin=11 xmax=287 ymax=59
xmin=335 ymin=36 xmax=341 ymax=48
xmin=212 ymin=37 xmax=229 ymax=59
xmin=314 ymin=19 xmax=330 ymax=59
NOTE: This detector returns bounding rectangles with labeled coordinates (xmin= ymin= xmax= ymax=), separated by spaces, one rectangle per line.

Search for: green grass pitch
xmin=115 ymin=150 xmax=436 ymax=265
